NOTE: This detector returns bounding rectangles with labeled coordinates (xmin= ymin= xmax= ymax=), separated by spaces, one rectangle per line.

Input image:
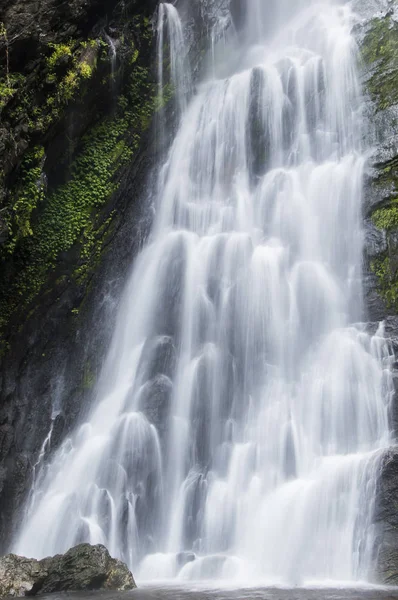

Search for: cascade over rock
xmin=1 ymin=0 xmax=398 ymax=588
xmin=9 ymin=0 xmax=396 ymax=586
xmin=0 ymin=0 xmax=164 ymax=552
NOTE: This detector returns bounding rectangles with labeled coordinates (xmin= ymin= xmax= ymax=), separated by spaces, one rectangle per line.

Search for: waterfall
xmin=13 ymin=0 xmax=395 ymax=586
xmin=157 ymin=3 xmax=192 ymax=116
xmin=105 ymin=35 xmax=117 ymax=75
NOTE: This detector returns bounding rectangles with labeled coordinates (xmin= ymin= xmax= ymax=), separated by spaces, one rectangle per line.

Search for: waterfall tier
xmin=14 ymin=0 xmax=394 ymax=586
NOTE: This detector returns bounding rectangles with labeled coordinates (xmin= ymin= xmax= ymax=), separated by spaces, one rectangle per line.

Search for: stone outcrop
xmin=0 ymin=543 xmax=135 ymax=597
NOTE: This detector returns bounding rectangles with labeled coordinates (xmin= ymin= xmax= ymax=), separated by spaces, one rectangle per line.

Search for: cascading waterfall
xmin=14 ymin=0 xmax=395 ymax=586
xmin=157 ymin=3 xmax=191 ymax=117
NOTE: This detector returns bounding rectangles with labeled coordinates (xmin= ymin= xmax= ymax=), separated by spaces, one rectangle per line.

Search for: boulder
xmin=0 ymin=543 xmax=136 ymax=597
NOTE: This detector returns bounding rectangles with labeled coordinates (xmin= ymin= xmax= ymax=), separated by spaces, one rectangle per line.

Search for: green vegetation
xmin=0 ymin=22 xmax=25 ymax=110
xmin=0 ymin=73 xmax=23 ymax=109
xmin=46 ymin=43 xmax=73 ymax=69
xmin=363 ymin=8 xmax=398 ymax=308
xmin=371 ymin=255 xmax=398 ymax=310
xmin=370 ymin=189 xmax=398 ymax=309
xmin=0 ymin=15 xmax=161 ymax=346
xmin=82 ymin=360 xmax=95 ymax=390
xmin=362 ymin=16 xmax=398 ymax=111
xmin=46 ymin=41 xmax=97 ymax=110
xmin=372 ymin=204 xmax=398 ymax=231
xmin=6 ymin=146 xmax=46 ymax=252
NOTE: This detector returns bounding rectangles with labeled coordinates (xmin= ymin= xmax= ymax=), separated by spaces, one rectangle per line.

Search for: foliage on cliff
xmin=363 ymin=14 xmax=398 ymax=311
xmin=0 ymin=0 xmax=158 ymax=353
xmin=362 ymin=15 xmax=398 ymax=112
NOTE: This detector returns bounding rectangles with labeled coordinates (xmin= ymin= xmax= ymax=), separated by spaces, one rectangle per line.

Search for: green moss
xmin=362 ymin=16 xmax=398 ymax=111
xmin=130 ymin=49 xmax=139 ymax=65
xmin=371 ymin=255 xmax=398 ymax=310
xmin=46 ymin=43 xmax=73 ymax=69
xmin=0 ymin=116 xmax=133 ymax=322
xmin=78 ymin=61 xmax=93 ymax=79
xmin=0 ymin=73 xmax=25 ymax=110
xmin=373 ymin=204 xmax=398 ymax=231
xmin=5 ymin=147 xmax=46 ymax=252
xmin=370 ymin=154 xmax=398 ymax=232
xmin=0 ymin=12 xmax=157 ymax=352
xmin=82 ymin=361 xmax=95 ymax=390
xmin=0 ymin=80 xmax=16 ymax=108
xmin=0 ymin=42 xmax=159 ymax=339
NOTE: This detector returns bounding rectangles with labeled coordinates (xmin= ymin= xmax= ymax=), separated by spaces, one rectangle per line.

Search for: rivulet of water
xmin=14 ymin=0 xmax=395 ymax=587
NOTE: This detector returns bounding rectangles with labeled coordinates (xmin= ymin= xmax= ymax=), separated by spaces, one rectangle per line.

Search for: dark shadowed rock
xmin=0 ymin=543 xmax=136 ymax=598
xmin=374 ymin=450 xmax=398 ymax=584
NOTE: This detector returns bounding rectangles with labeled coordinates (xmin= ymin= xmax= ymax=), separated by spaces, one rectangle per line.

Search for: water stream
xmin=14 ymin=0 xmax=395 ymax=587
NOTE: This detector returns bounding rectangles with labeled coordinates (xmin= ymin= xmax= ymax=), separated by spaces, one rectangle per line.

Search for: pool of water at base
xmin=37 ymin=585 xmax=398 ymax=600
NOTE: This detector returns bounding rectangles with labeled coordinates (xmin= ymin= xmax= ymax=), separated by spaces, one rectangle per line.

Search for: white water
xmin=14 ymin=0 xmax=395 ymax=587
xmin=157 ymin=3 xmax=191 ymax=116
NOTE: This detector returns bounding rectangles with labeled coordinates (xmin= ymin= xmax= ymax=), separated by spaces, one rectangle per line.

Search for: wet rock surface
xmin=0 ymin=0 xmax=225 ymax=554
xmin=374 ymin=450 xmax=398 ymax=584
xmin=0 ymin=544 xmax=135 ymax=597
xmin=0 ymin=0 xmax=159 ymax=551
xmin=352 ymin=3 xmax=398 ymax=582
xmin=355 ymin=0 xmax=398 ymax=322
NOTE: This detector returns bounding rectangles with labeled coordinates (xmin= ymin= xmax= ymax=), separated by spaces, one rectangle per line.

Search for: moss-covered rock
xmin=0 ymin=0 xmax=160 ymax=353
xmin=361 ymin=10 xmax=398 ymax=316
xmin=367 ymin=156 xmax=398 ymax=312
xmin=0 ymin=0 xmax=160 ymax=551
xmin=362 ymin=15 xmax=398 ymax=112
xmin=0 ymin=0 xmax=220 ymax=555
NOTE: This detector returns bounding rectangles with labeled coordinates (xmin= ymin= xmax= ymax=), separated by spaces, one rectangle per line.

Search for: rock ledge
xmin=0 ymin=543 xmax=136 ymax=597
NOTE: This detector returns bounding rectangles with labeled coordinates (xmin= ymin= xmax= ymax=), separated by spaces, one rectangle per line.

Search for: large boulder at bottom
xmin=0 ymin=543 xmax=136 ymax=597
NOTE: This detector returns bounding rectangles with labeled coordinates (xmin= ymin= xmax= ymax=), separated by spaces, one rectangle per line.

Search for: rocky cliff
xmin=0 ymin=0 xmax=221 ymax=554
xmin=0 ymin=0 xmax=160 ymax=551
xmin=355 ymin=0 xmax=398 ymax=584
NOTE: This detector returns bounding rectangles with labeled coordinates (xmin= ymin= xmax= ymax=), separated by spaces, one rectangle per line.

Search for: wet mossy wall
xmin=0 ymin=0 xmax=161 ymax=550
xmin=0 ymin=0 xmax=220 ymax=551
xmin=362 ymin=14 xmax=398 ymax=314
xmin=362 ymin=15 xmax=398 ymax=111
xmin=0 ymin=0 xmax=159 ymax=354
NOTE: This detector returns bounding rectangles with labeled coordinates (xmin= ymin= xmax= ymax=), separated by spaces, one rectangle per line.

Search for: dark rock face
xmin=354 ymin=1 xmax=398 ymax=585
xmin=374 ymin=451 xmax=398 ymax=584
xmin=0 ymin=0 xmax=160 ymax=551
xmin=0 ymin=0 xmax=221 ymax=554
xmin=0 ymin=543 xmax=135 ymax=597
xmin=357 ymin=1 xmax=398 ymax=321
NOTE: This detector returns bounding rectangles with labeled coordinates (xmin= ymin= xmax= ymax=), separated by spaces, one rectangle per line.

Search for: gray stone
xmin=0 ymin=544 xmax=136 ymax=598
xmin=364 ymin=218 xmax=388 ymax=258
xmin=0 ymin=554 xmax=44 ymax=598
xmin=374 ymin=450 xmax=398 ymax=584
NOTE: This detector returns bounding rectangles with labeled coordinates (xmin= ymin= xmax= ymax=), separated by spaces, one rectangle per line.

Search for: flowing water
xmin=34 ymin=586 xmax=398 ymax=600
xmin=13 ymin=0 xmax=395 ymax=587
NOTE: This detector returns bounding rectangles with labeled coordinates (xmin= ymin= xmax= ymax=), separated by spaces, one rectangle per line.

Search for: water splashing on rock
xmin=14 ymin=0 xmax=394 ymax=586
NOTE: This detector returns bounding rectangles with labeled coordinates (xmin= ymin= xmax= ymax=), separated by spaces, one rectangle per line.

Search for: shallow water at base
xmin=37 ymin=586 xmax=398 ymax=600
